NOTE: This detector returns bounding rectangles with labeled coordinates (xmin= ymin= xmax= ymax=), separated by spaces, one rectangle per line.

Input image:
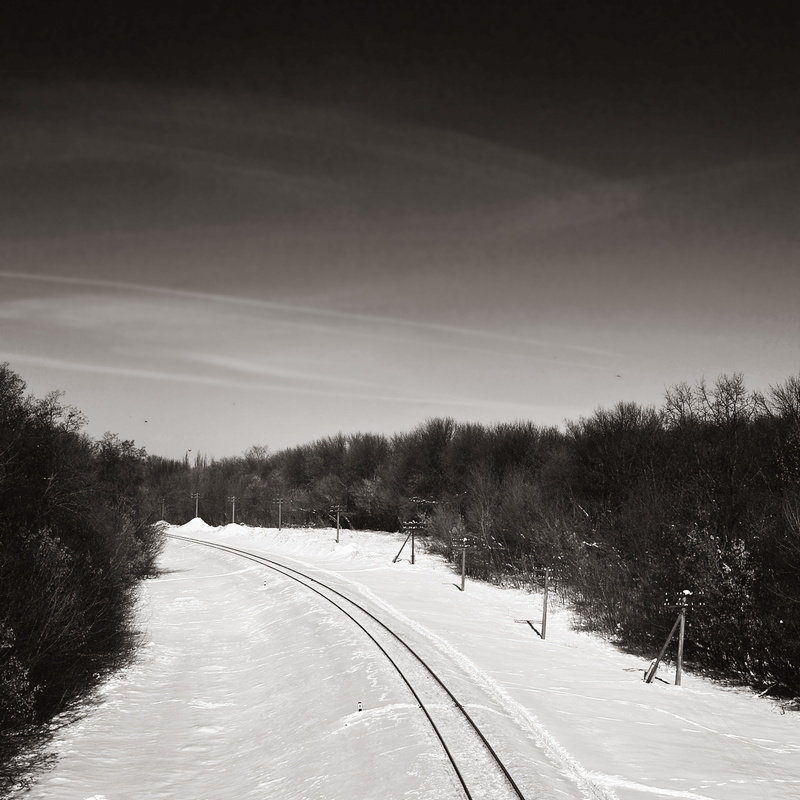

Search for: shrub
xmin=0 ymin=364 xmax=163 ymax=792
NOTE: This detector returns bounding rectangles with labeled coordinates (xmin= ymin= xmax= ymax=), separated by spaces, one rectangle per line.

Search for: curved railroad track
xmin=168 ymin=533 xmax=530 ymax=800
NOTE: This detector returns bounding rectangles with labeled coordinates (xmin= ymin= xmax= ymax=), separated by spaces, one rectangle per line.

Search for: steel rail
xmin=169 ymin=534 xmax=528 ymax=800
xmin=170 ymin=534 xmax=471 ymax=798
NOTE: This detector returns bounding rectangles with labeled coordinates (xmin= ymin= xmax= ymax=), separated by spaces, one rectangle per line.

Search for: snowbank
xmin=174 ymin=516 xmax=219 ymax=533
xmin=29 ymin=523 xmax=800 ymax=800
xmin=179 ymin=524 xmax=800 ymax=800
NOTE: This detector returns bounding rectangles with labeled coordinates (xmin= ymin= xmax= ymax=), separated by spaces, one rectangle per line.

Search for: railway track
xmin=168 ymin=534 xmax=531 ymax=800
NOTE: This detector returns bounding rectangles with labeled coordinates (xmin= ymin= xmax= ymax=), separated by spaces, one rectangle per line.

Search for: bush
xmin=0 ymin=364 xmax=163 ymax=792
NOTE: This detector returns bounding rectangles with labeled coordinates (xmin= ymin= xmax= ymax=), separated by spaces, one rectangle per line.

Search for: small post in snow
xmin=227 ymin=495 xmax=237 ymax=524
xmin=190 ymin=492 xmax=200 ymax=518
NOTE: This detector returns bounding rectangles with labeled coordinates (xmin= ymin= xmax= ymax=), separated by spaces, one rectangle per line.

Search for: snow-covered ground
xmin=24 ymin=520 xmax=800 ymax=800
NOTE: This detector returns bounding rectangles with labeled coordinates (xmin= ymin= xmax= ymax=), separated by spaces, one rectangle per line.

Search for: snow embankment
xmin=174 ymin=516 xmax=220 ymax=533
xmin=189 ymin=521 xmax=800 ymax=800
xmin=24 ymin=537 xmax=452 ymax=800
xmin=27 ymin=519 xmax=800 ymax=800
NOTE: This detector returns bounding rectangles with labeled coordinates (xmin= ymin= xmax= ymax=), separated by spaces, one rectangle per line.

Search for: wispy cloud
xmin=0 ymin=270 xmax=616 ymax=357
xmin=0 ymin=351 xmax=539 ymax=412
xmin=180 ymin=352 xmax=377 ymax=388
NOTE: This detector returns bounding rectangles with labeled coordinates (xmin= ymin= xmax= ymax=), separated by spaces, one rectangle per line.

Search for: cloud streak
xmin=0 ymin=351 xmax=540 ymax=413
xmin=0 ymin=270 xmax=616 ymax=357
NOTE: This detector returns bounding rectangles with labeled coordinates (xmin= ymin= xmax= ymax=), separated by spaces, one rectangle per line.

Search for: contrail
xmin=0 ymin=270 xmax=615 ymax=357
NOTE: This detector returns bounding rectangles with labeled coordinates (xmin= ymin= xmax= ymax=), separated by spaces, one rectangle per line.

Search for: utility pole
xmin=676 ymin=591 xmax=689 ymax=686
xmin=331 ymin=504 xmax=342 ymax=543
xmin=514 ymin=564 xmax=551 ymax=638
xmin=190 ymin=492 xmax=200 ymax=518
xmin=408 ymin=520 xmax=425 ymax=564
xmin=393 ymin=519 xmax=425 ymax=564
xmin=644 ymin=589 xmax=692 ymax=685
xmin=227 ymin=495 xmax=237 ymax=524
xmin=454 ymin=537 xmax=479 ymax=591
xmin=272 ymin=497 xmax=284 ymax=530
xmin=541 ymin=567 xmax=550 ymax=640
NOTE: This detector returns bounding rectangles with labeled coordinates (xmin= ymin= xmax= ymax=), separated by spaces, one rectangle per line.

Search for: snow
xmin=24 ymin=522 xmax=800 ymax=800
xmin=174 ymin=516 xmax=219 ymax=533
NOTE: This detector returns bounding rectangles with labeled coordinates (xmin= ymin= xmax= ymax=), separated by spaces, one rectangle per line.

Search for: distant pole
xmin=676 ymin=594 xmax=687 ymax=686
xmin=395 ymin=520 xmax=423 ymax=564
xmin=228 ymin=495 xmax=237 ymax=524
xmin=273 ymin=498 xmax=284 ymax=530
xmin=461 ymin=538 xmax=467 ymax=591
xmin=191 ymin=492 xmax=199 ymax=518
xmin=541 ymin=567 xmax=549 ymax=640
xmin=331 ymin=505 xmax=342 ymax=543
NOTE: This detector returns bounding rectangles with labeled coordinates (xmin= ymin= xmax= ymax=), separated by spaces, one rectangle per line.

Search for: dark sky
xmin=2 ymin=3 xmax=799 ymax=457
xmin=6 ymin=2 xmax=800 ymax=171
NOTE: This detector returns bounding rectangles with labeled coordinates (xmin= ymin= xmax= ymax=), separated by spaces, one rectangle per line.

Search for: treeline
xmin=0 ymin=365 xmax=164 ymax=793
xmin=148 ymin=373 xmax=800 ymax=699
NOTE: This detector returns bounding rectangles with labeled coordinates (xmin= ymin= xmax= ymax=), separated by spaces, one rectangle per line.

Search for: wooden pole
xmin=461 ymin=542 xmax=466 ymax=591
xmin=392 ymin=531 xmax=412 ymax=563
xmin=541 ymin=567 xmax=549 ymax=640
xmin=676 ymin=601 xmax=686 ymax=686
xmin=411 ymin=527 xmax=415 ymax=564
xmin=644 ymin=613 xmax=682 ymax=683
